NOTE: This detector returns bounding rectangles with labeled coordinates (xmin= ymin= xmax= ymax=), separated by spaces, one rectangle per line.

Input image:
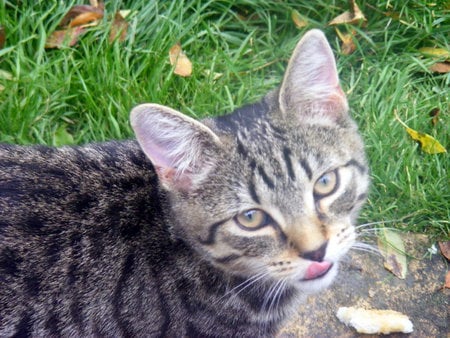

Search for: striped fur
xmin=0 ymin=30 xmax=369 ymax=336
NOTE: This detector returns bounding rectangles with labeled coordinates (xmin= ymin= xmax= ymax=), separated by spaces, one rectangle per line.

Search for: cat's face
xmin=169 ymin=107 xmax=368 ymax=293
xmin=131 ymin=30 xmax=369 ymax=294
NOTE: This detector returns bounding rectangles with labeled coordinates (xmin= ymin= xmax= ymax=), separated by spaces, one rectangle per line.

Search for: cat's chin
xmin=296 ymin=262 xmax=339 ymax=294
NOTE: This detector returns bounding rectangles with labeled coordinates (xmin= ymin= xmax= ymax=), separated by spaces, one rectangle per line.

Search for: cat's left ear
xmin=279 ymin=29 xmax=348 ymax=121
xmin=130 ymin=104 xmax=222 ymax=191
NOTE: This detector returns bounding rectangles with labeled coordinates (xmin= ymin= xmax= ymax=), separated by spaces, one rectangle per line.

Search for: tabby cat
xmin=0 ymin=30 xmax=369 ymax=337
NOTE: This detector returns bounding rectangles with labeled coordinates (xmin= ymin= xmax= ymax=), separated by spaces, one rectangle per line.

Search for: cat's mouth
xmin=302 ymin=261 xmax=333 ymax=281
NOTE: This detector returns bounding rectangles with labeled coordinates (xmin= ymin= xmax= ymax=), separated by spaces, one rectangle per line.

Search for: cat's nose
xmin=301 ymin=241 xmax=328 ymax=262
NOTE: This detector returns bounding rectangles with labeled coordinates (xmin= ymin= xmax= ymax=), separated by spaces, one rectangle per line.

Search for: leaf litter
xmin=45 ymin=1 xmax=129 ymax=49
xmin=169 ymin=43 xmax=193 ymax=77
xmin=394 ymin=111 xmax=446 ymax=154
xmin=377 ymin=228 xmax=408 ymax=279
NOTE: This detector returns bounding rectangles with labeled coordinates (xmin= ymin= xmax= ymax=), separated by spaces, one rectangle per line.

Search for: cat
xmin=0 ymin=29 xmax=369 ymax=337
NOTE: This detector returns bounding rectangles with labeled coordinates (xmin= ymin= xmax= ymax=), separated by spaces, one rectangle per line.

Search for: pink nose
xmin=304 ymin=261 xmax=332 ymax=280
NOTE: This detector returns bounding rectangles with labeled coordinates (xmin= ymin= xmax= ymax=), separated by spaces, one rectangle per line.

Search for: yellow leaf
xmin=377 ymin=229 xmax=408 ymax=279
xmin=169 ymin=43 xmax=192 ymax=77
xmin=335 ymin=28 xmax=356 ymax=55
xmin=329 ymin=0 xmax=366 ymax=25
xmin=291 ymin=10 xmax=308 ymax=28
xmin=419 ymin=47 xmax=450 ymax=60
xmin=395 ymin=111 xmax=447 ymax=154
xmin=404 ymin=127 xmax=447 ymax=154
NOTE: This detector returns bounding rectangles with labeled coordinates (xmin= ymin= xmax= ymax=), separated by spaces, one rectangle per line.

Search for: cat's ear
xmin=130 ymin=104 xmax=221 ymax=191
xmin=279 ymin=29 xmax=348 ymax=121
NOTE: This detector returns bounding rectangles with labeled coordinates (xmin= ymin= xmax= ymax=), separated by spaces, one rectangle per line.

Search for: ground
xmin=281 ymin=234 xmax=449 ymax=337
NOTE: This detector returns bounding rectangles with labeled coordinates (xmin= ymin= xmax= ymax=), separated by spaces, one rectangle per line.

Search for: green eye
xmin=314 ymin=170 xmax=338 ymax=196
xmin=235 ymin=209 xmax=269 ymax=229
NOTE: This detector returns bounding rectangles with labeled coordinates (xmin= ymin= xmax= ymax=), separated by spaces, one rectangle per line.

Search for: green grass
xmin=1 ymin=1 xmax=449 ymax=240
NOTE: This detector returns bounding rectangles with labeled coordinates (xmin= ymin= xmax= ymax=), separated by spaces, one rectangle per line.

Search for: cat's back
xmin=0 ymin=140 xmax=167 ymax=336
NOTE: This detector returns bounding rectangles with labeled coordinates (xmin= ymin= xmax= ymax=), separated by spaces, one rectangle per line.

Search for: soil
xmin=280 ymin=234 xmax=449 ymax=337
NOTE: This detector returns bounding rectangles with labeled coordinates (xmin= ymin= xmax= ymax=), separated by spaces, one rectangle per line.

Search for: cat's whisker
xmin=219 ymin=270 xmax=269 ymax=305
xmin=351 ymin=242 xmax=381 ymax=256
xmin=355 ymin=219 xmax=403 ymax=229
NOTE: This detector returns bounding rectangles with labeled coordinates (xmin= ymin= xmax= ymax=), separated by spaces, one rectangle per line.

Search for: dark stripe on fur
xmin=344 ymin=159 xmax=366 ymax=173
xmin=112 ymin=252 xmax=135 ymax=337
xmin=299 ymin=159 xmax=312 ymax=180
xmin=236 ymin=137 xmax=249 ymax=159
xmin=248 ymin=179 xmax=261 ymax=204
xmin=198 ymin=219 xmax=229 ymax=245
xmin=214 ymin=254 xmax=241 ymax=264
xmin=356 ymin=193 xmax=367 ymax=202
xmin=283 ymin=146 xmax=296 ymax=181
xmin=12 ymin=312 xmax=32 ymax=338
xmin=257 ymin=165 xmax=275 ymax=189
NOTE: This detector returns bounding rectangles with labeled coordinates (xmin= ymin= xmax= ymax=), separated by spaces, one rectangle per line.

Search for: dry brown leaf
xmin=59 ymin=5 xmax=103 ymax=27
xmin=69 ymin=11 xmax=103 ymax=28
xmin=291 ymin=10 xmax=308 ymax=28
xmin=429 ymin=108 xmax=440 ymax=126
xmin=445 ymin=271 xmax=450 ymax=289
xmin=45 ymin=27 xmax=85 ymax=49
xmin=109 ymin=12 xmax=128 ymax=43
xmin=329 ymin=0 xmax=366 ymax=26
xmin=439 ymin=241 xmax=450 ymax=260
xmin=169 ymin=43 xmax=192 ymax=77
xmin=0 ymin=26 xmax=5 ymax=50
xmin=429 ymin=62 xmax=450 ymax=74
xmin=335 ymin=28 xmax=356 ymax=55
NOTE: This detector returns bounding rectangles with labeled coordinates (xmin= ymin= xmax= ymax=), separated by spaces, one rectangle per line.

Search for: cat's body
xmin=0 ymin=30 xmax=369 ymax=337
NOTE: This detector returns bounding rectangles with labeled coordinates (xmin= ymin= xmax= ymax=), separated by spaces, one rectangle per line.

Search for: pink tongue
xmin=305 ymin=261 xmax=332 ymax=280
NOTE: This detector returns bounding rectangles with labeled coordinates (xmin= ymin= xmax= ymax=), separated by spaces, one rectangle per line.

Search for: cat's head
xmin=131 ymin=30 xmax=369 ymax=294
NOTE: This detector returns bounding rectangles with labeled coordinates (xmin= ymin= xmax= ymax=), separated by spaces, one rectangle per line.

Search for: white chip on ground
xmin=336 ymin=306 xmax=413 ymax=334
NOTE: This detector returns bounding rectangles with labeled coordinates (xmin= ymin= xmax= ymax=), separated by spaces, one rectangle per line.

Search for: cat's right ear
xmin=130 ymin=104 xmax=222 ymax=191
xmin=279 ymin=29 xmax=348 ymax=122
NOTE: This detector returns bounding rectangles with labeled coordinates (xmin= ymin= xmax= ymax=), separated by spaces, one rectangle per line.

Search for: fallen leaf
xmin=109 ymin=12 xmax=128 ymax=43
xmin=445 ymin=271 xmax=450 ymax=289
xmin=45 ymin=26 xmax=85 ymax=49
xmin=335 ymin=28 xmax=356 ymax=55
xmin=329 ymin=0 xmax=366 ymax=26
xmin=377 ymin=228 xmax=408 ymax=279
xmin=394 ymin=111 xmax=447 ymax=154
xmin=419 ymin=47 xmax=450 ymax=60
xmin=291 ymin=10 xmax=308 ymax=28
xmin=69 ymin=11 xmax=103 ymax=28
xmin=439 ymin=241 xmax=450 ymax=260
xmin=429 ymin=62 xmax=450 ymax=74
xmin=89 ymin=0 xmax=104 ymax=9
xmin=429 ymin=108 xmax=440 ymax=126
xmin=0 ymin=26 xmax=5 ymax=49
xmin=59 ymin=5 xmax=103 ymax=27
xmin=169 ymin=43 xmax=192 ymax=77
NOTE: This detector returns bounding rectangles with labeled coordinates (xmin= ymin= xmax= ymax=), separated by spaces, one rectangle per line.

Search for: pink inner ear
xmin=155 ymin=165 xmax=193 ymax=191
xmin=141 ymin=140 xmax=174 ymax=170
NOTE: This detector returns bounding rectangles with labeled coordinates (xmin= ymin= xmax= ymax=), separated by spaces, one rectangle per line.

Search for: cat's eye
xmin=314 ymin=170 xmax=338 ymax=197
xmin=235 ymin=209 xmax=269 ymax=230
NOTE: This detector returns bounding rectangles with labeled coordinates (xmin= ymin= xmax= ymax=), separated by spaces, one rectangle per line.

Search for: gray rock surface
xmin=281 ymin=234 xmax=449 ymax=337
